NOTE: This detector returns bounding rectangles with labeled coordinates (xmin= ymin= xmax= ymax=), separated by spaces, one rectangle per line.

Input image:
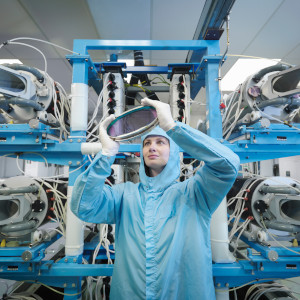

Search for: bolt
xmin=64 ymin=258 xmax=68 ymax=262
xmin=85 ymin=58 xmax=88 ymax=62
xmin=204 ymin=59 xmax=208 ymax=62
xmin=77 ymin=139 xmax=81 ymax=142
xmin=72 ymin=283 xmax=76 ymax=287
xmin=73 ymin=258 xmax=77 ymax=263
xmin=217 ymin=283 xmax=221 ymax=287
xmin=28 ymin=266 xmax=32 ymax=271
xmin=220 ymin=139 xmax=224 ymax=143
xmin=225 ymin=283 xmax=229 ymax=287
xmin=35 ymin=137 xmax=39 ymax=143
xmin=63 ymin=283 xmax=67 ymax=287
xmin=68 ymin=161 xmax=72 ymax=165
xmin=260 ymin=266 xmax=264 ymax=271
xmin=76 ymin=161 xmax=80 ymax=165
xmin=69 ymin=139 xmax=73 ymax=143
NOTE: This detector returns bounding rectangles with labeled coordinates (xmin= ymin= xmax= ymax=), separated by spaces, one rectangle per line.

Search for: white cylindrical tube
xmin=215 ymin=289 xmax=229 ymax=300
xmin=211 ymin=198 xmax=235 ymax=263
xmin=71 ymin=83 xmax=88 ymax=131
xmin=65 ymin=186 xmax=84 ymax=256
xmin=81 ymin=142 xmax=102 ymax=156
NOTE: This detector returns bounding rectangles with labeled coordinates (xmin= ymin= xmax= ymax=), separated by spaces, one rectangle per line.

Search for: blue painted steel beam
xmin=205 ymin=58 xmax=223 ymax=138
xmin=1 ymin=259 xmax=299 ymax=289
xmin=186 ymin=0 xmax=235 ymax=62
xmin=72 ymin=40 xmax=220 ymax=56
xmin=1 ymin=129 xmax=300 ymax=164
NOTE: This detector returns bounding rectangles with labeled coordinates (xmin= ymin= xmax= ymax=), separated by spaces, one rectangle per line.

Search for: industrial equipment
xmin=0 ymin=38 xmax=299 ymax=300
xmin=222 ymin=64 xmax=300 ymax=140
xmin=228 ymin=176 xmax=300 ymax=245
xmin=0 ymin=176 xmax=50 ymax=244
xmin=0 ymin=64 xmax=70 ymax=131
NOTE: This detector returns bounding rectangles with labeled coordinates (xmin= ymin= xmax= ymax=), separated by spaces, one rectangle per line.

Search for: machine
xmin=0 ymin=38 xmax=299 ymax=300
xmin=0 ymin=64 xmax=70 ymax=136
xmin=222 ymin=64 xmax=300 ymax=140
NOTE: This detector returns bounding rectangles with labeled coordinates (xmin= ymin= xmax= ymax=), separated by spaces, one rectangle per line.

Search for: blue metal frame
xmin=1 ymin=39 xmax=300 ymax=299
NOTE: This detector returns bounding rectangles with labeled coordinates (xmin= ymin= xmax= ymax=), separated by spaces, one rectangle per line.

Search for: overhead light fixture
xmin=221 ymin=58 xmax=281 ymax=91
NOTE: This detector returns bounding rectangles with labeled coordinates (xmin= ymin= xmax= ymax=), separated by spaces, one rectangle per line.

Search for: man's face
xmin=143 ymin=135 xmax=170 ymax=177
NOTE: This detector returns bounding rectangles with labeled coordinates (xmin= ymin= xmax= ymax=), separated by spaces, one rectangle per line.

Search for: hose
xmin=264 ymin=220 xmax=300 ymax=233
xmin=0 ymin=185 xmax=39 ymax=195
xmin=257 ymin=97 xmax=300 ymax=109
xmin=2 ymin=63 xmax=44 ymax=82
xmin=252 ymin=64 xmax=290 ymax=83
xmin=0 ymin=97 xmax=44 ymax=111
xmin=1 ymin=219 xmax=37 ymax=233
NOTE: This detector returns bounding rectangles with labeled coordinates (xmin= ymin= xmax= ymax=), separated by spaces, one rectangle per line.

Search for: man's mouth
xmin=148 ymin=155 xmax=158 ymax=159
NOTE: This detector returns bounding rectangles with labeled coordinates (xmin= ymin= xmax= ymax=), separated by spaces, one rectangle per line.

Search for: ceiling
xmin=0 ymin=0 xmax=299 ymax=126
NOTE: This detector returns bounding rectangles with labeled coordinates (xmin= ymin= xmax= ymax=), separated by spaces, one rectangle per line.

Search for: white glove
xmin=141 ymin=98 xmax=176 ymax=131
xmin=99 ymin=115 xmax=120 ymax=156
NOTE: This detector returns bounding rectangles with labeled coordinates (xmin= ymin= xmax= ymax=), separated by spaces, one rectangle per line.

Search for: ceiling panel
xmin=150 ymin=0 xmax=205 ymax=63
xmin=0 ymin=0 xmax=299 ymax=114
xmin=219 ymin=0 xmax=284 ymax=55
xmin=87 ymin=0 xmax=151 ymax=40
xmin=244 ymin=0 xmax=300 ymax=60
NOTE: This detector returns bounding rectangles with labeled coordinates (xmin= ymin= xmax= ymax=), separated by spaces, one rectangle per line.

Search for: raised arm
xmin=71 ymin=115 xmax=122 ymax=224
xmin=167 ymin=123 xmax=240 ymax=213
xmin=141 ymin=98 xmax=240 ymax=214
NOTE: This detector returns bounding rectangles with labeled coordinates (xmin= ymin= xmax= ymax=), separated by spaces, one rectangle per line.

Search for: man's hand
xmin=141 ymin=98 xmax=176 ymax=132
xmin=99 ymin=115 xmax=120 ymax=156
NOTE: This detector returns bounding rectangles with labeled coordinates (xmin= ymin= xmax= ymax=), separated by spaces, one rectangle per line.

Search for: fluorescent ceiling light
xmin=0 ymin=59 xmax=22 ymax=65
xmin=221 ymin=58 xmax=280 ymax=91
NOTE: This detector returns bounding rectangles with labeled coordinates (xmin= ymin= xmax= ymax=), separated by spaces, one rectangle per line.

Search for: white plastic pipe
xmin=215 ymin=289 xmax=229 ymax=300
xmin=65 ymin=186 xmax=84 ymax=256
xmin=81 ymin=142 xmax=102 ymax=156
xmin=71 ymin=83 xmax=88 ymax=131
xmin=211 ymin=198 xmax=235 ymax=263
xmin=211 ymin=198 xmax=233 ymax=300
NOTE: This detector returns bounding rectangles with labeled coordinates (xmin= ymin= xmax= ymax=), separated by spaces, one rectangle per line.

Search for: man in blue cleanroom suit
xmin=71 ymin=98 xmax=240 ymax=300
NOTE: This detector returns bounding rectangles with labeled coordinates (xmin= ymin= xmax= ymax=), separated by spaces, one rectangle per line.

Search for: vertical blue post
xmin=110 ymin=54 xmax=118 ymax=62
xmin=205 ymin=59 xmax=222 ymax=139
xmin=63 ymin=278 xmax=82 ymax=300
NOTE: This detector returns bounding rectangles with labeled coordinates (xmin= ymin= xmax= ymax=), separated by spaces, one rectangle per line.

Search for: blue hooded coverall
xmin=71 ymin=122 xmax=240 ymax=300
